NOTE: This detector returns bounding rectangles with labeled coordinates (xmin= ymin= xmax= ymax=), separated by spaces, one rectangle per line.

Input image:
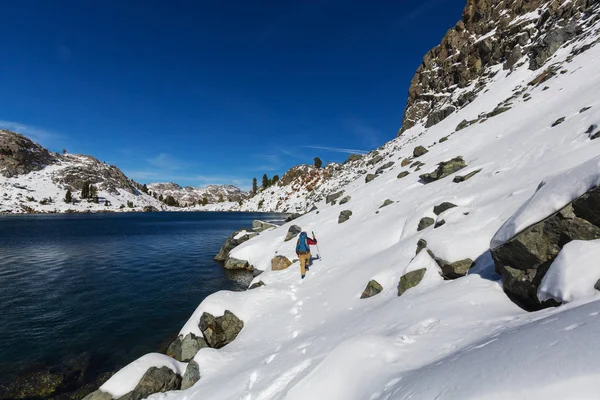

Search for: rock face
xmin=199 ymin=311 xmax=244 ymax=349
xmin=492 ymin=186 xmax=600 ymax=310
xmin=148 ymin=182 xmax=248 ymax=205
xmin=399 ymin=0 xmax=599 ymax=133
xmin=271 ymin=255 xmax=293 ymax=271
xmin=398 ymin=269 xmax=426 ymax=296
xmin=214 ymin=230 xmax=258 ymax=261
xmin=167 ymin=333 xmax=207 ymax=362
xmin=119 ymin=367 xmax=181 ymax=400
xmin=0 ymin=130 xmax=58 ymax=178
xmin=285 ymin=225 xmax=302 ymax=241
xmin=420 ymin=157 xmax=467 ymax=183
xmin=338 ymin=210 xmax=353 ymax=223
xmin=360 ymin=280 xmax=383 ymax=299
xmin=224 ymin=257 xmax=251 ymax=271
xmin=181 ymin=361 xmax=201 ymax=390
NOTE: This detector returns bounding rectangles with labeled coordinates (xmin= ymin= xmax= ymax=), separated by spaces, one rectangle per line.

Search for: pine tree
xmin=218 ymin=193 xmax=224 ymax=202
xmin=64 ymin=189 xmax=72 ymax=203
xmin=165 ymin=195 xmax=177 ymax=207
xmin=314 ymin=157 xmax=323 ymax=169
xmin=252 ymin=178 xmax=258 ymax=194
xmin=159 ymin=194 xmax=164 ymax=202
xmin=272 ymin=175 xmax=280 ymax=184
xmin=201 ymin=197 xmax=208 ymax=206
xmin=142 ymin=184 xmax=148 ymax=194
xmin=262 ymin=174 xmax=269 ymax=189
xmin=81 ymin=181 xmax=90 ymax=199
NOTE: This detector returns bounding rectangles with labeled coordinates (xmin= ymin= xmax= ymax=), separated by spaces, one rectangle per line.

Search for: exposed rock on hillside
xmin=148 ymin=182 xmax=248 ymax=206
xmin=0 ymin=130 xmax=58 ymax=177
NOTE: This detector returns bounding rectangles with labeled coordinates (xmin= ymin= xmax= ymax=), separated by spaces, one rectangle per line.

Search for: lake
xmin=0 ymin=212 xmax=281 ymax=388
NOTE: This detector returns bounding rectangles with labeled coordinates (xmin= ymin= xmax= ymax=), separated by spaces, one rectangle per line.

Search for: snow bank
xmin=538 ymin=240 xmax=600 ymax=303
xmin=491 ymin=156 xmax=600 ymax=248
xmin=100 ymin=353 xmax=186 ymax=398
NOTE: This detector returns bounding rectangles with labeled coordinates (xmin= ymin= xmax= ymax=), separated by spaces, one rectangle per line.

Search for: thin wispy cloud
xmin=343 ymin=118 xmax=382 ymax=149
xmin=302 ymin=145 xmax=368 ymax=155
xmin=147 ymin=153 xmax=191 ymax=171
xmin=0 ymin=120 xmax=64 ymax=145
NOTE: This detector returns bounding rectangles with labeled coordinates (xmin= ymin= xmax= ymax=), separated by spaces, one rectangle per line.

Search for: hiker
xmin=296 ymin=231 xmax=317 ymax=279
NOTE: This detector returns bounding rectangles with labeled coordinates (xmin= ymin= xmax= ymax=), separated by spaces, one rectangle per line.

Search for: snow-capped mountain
xmin=0 ymin=130 xmax=165 ymax=213
xmin=84 ymin=0 xmax=600 ymax=399
xmin=148 ymin=182 xmax=248 ymax=206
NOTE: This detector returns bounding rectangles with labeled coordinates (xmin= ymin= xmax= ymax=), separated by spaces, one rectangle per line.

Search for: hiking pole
xmin=312 ymin=231 xmax=322 ymax=260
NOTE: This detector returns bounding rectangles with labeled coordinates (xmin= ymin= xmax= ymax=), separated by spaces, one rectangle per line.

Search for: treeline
xmin=251 ymin=157 xmax=323 ymax=195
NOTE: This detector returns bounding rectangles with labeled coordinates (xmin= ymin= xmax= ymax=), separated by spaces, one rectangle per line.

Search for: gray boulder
xmin=326 ymin=191 xmax=344 ymax=204
xmin=249 ymin=281 xmax=265 ymax=290
xmin=504 ymin=45 xmax=522 ymax=70
xmin=181 ymin=361 xmax=201 ymax=390
xmin=118 ymin=367 xmax=181 ymax=400
xmin=360 ymin=280 xmax=383 ymax=299
xmin=417 ymin=217 xmax=434 ymax=231
xmin=167 ymin=333 xmax=207 ymax=362
xmin=82 ymin=390 xmax=113 ymax=400
xmin=143 ymin=206 xmax=159 ymax=212
xmin=367 ymin=155 xmax=383 ymax=165
xmin=433 ymin=202 xmax=457 ymax=215
xmin=529 ymin=23 xmax=577 ymax=70
xmin=492 ymin=187 xmax=600 ymax=310
xmin=338 ymin=210 xmax=353 ymax=224
xmin=416 ymin=239 xmax=427 ymax=256
xmin=398 ymin=268 xmax=426 ymax=296
xmin=271 ymin=255 xmax=292 ymax=271
xmin=379 ymin=199 xmax=394 ymax=208
xmin=551 ymin=117 xmax=566 ymax=127
xmin=413 ymin=146 xmax=429 ymax=158
xmin=375 ymin=161 xmax=395 ymax=175
xmin=365 ymin=174 xmax=377 ymax=183
xmin=419 ymin=156 xmax=467 ymax=183
xmin=453 ymin=169 xmax=482 ymax=183
xmin=252 ymin=220 xmax=277 ymax=232
xmin=214 ymin=229 xmax=258 ymax=262
xmin=425 ymin=106 xmax=456 ymax=128
xmin=284 ymin=225 xmax=302 ymax=241
xmin=199 ymin=310 xmax=244 ymax=349
xmin=224 ymin=257 xmax=251 ymax=271
xmin=339 ymin=196 xmax=351 ymax=205
xmin=397 ymin=171 xmax=410 ymax=179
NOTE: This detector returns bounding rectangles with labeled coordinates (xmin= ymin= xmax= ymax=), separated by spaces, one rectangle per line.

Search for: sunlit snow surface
xmin=103 ymin=19 xmax=600 ymax=400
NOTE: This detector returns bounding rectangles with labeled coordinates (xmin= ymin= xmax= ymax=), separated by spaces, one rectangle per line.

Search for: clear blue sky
xmin=0 ymin=0 xmax=464 ymax=189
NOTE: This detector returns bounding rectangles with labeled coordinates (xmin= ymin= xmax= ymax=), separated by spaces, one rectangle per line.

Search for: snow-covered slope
xmin=148 ymin=182 xmax=248 ymax=207
xmin=93 ymin=1 xmax=600 ymax=398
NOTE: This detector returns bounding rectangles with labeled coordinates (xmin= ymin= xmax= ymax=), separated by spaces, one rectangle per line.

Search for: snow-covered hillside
xmin=148 ymin=182 xmax=248 ymax=207
xmin=84 ymin=1 xmax=600 ymax=399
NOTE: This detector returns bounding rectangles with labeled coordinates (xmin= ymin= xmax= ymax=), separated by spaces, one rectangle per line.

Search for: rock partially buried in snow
xmin=338 ymin=210 xmax=353 ymax=223
xmin=453 ymin=169 xmax=482 ymax=183
xmin=551 ymin=117 xmax=566 ymax=127
xmin=284 ymin=225 xmax=302 ymax=241
xmin=167 ymin=333 xmax=207 ymax=362
xmin=271 ymin=255 xmax=292 ymax=271
xmin=118 ymin=367 xmax=181 ymax=400
xmin=339 ymin=195 xmax=351 ymax=205
xmin=580 ymin=106 xmax=592 ymax=113
xmin=248 ymin=281 xmax=265 ymax=290
xmin=413 ymin=146 xmax=428 ymax=158
xmin=214 ymin=230 xmax=258 ymax=262
xmin=419 ymin=156 xmax=467 ymax=183
xmin=379 ymin=199 xmax=394 ymax=208
xmin=436 ymin=257 xmax=474 ymax=280
xmin=326 ymin=191 xmax=344 ymax=204
xmin=224 ymin=257 xmax=251 ymax=271
xmin=398 ymin=268 xmax=426 ymax=296
xmin=417 ymin=217 xmax=434 ymax=231
xmin=397 ymin=171 xmax=410 ymax=179
xmin=199 ymin=311 xmax=244 ymax=349
xmin=401 ymin=158 xmax=411 ymax=167
xmin=416 ymin=239 xmax=427 ymax=255
xmin=252 ymin=220 xmax=277 ymax=232
xmin=433 ymin=202 xmax=457 ymax=215
xmin=365 ymin=174 xmax=377 ymax=183
xmin=181 ymin=361 xmax=201 ymax=390
xmin=360 ymin=280 xmax=383 ymax=299
xmin=82 ymin=390 xmax=113 ymax=400
xmin=376 ymin=161 xmax=395 ymax=175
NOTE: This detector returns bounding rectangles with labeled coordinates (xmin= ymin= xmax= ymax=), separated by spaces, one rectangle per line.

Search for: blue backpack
xmin=296 ymin=232 xmax=310 ymax=253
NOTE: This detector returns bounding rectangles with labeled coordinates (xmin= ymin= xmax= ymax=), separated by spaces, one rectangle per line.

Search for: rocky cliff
xmin=0 ymin=130 xmax=59 ymax=177
xmin=400 ymin=0 xmax=600 ymax=133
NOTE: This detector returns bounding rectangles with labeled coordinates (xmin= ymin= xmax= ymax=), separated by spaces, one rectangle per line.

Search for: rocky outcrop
xmin=285 ymin=225 xmax=302 ymax=241
xmin=271 ymin=255 xmax=293 ymax=271
xmin=118 ymin=367 xmax=181 ymax=400
xmin=420 ymin=157 xmax=467 ymax=183
xmin=398 ymin=269 xmax=426 ymax=296
xmin=399 ymin=0 xmax=599 ymax=133
xmin=375 ymin=161 xmax=395 ymax=175
xmin=360 ymin=280 xmax=383 ymax=299
xmin=148 ymin=182 xmax=248 ymax=205
xmin=167 ymin=333 xmax=207 ymax=362
xmin=492 ymin=186 xmax=600 ymax=310
xmin=365 ymin=174 xmax=377 ymax=183
xmin=199 ymin=311 xmax=244 ymax=349
xmin=252 ymin=220 xmax=277 ymax=232
xmin=338 ymin=210 xmax=353 ymax=223
xmin=224 ymin=258 xmax=251 ymax=271
xmin=181 ymin=361 xmax=201 ymax=390
xmin=214 ymin=230 xmax=258 ymax=262
xmin=0 ymin=130 xmax=58 ymax=178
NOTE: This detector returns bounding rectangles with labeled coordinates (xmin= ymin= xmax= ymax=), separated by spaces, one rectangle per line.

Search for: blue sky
xmin=0 ymin=0 xmax=465 ymax=189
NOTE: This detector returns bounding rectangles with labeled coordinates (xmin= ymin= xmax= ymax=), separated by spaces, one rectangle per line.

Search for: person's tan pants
xmin=299 ymin=252 xmax=311 ymax=276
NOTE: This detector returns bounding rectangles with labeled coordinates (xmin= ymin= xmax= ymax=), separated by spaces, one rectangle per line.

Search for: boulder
xmin=271 ymin=255 xmax=293 ymax=271
xmin=401 ymin=158 xmax=411 ymax=167
xmin=224 ymin=257 xmax=251 ymax=271
xmin=551 ymin=117 xmax=566 ymax=127
xmin=360 ymin=280 xmax=383 ymax=299
xmin=199 ymin=311 xmax=244 ymax=349
xmin=365 ymin=174 xmax=377 ymax=183
xmin=284 ymin=225 xmax=302 ymax=241
xmin=326 ymin=191 xmax=344 ymax=204
xmin=214 ymin=229 xmax=258 ymax=262
xmin=284 ymin=213 xmax=301 ymax=222
xmin=119 ymin=367 xmax=181 ymax=400
xmin=379 ymin=199 xmax=394 ymax=208
xmin=397 ymin=171 xmax=410 ymax=179
xmin=492 ymin=189 xmax=600 ymax=310
xmin=425 ymin=106 xmax=456 ymax=128
xmin=417 ymin=217 xmax=434 ymax=231
xmin=249 ymin=281 xmax=265 ymax=290
xmin=346 ymin=154 xmax=363 ymax=163
xmin=339 ymin=195 xmax=351 ymax=205
xmin=83 ymin=390 xmax=113 ymax=400
xmin=439 ymin=136 xmax=448 ymax=143
xmin=413 ymin=146 xmax=429 ymax=158
xmin=436 ymin=257 xmax=474 ymax=280
xmin=375 ymin=161 xmax=395 ymax=175
xmin=166 ymin=333 xmax=207 ymax=362
xmin=503 ymin=45 xmax=522 ymax=70
xmin=580 ymin=106 xmax=592 ymax=113
xmin=338 ymin=210 xmax=353 ymax=224
xmin=453 ymin=169 xmax=482 ymax=183
xmin=529 ymin=23 xmax=577 ymax=70
xmin=416 ymin=239 xmax=427 ymax=256
xmin=367 ymin=155 xmax=383 ymax=165
xmin=419 ymin=156 xmax=467 ymax=183
xmin=143 ymin=206 xmax=159 ymax=212
xmin=398 ymin=268 xmax=426 ymax=296
xmin=433 ymin=202 xmax=457 ymax=215
xmin=181 ymin=361 xmax=201 ymax=390
xmin=252 ymin=220 xmax=277 ymax=232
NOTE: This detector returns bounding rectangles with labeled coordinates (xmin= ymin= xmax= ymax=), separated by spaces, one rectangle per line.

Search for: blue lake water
xmin=0 ymin=212 xmax=281 ymax=385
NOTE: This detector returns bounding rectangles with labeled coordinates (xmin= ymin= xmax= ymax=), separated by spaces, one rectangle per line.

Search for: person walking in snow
xmin=296 ymin=231 xmax=317 ymax=279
